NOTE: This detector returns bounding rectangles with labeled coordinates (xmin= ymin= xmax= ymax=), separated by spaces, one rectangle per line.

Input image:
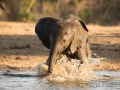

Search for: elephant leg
xmin=77 ymin=45 xmax=87 ymax=63
xmin=48 ymin=52 xmax=57 ymax=73
xmin=48 ymin=42 xmax=59 ymax=73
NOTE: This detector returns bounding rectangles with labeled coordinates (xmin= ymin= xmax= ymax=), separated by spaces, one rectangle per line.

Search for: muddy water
xmin=37 ymin=55 xmax=97 ymax=81
xmin=0 ymin=56 xmax=120 ymax=90
xmin=0 ymin=70 xmax=120 ymax=90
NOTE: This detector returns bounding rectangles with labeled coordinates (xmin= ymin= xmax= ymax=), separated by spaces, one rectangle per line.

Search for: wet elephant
xmin=35 ymin=14 xmax=91 ymax=74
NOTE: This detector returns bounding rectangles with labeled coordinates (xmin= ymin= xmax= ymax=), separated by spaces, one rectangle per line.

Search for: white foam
xmin=36 ymin=63 xmax=48 ymax=75
xmin=88 ymin=58 xmax=100 ymax=65
xmin=36 ymin=55 xmax=97 ymax=82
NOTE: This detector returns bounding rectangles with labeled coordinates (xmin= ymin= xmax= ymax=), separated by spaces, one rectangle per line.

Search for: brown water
xmin=0 ymin=70 xmax=120 ymax=90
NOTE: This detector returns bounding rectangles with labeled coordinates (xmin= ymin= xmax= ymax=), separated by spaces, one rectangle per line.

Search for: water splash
xmin=88 ymin=58 xmax=100 ymax=66
xmin=36 ymin=55 xmax=97 ymax=82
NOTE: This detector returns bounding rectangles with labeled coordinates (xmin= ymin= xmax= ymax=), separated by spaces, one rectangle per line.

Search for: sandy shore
xmin=0 ymin=21 xmax=120 ymax=71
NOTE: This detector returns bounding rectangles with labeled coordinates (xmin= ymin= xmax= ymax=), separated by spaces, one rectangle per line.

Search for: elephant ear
xmin=35 ymin=17 xmax=62 ymax=49
xmin=70 ymin=20 xmax=88 ymax=54
xmin=79 ymin=20 xmax=88 ymax=32
xmin=70 ymin=20 xmax=88 ymax=53
xmin=70 ymin=32 xmax=83 ymax=54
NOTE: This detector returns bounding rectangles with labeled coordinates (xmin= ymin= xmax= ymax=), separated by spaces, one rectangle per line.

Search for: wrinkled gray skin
xmin=35 ymin=14 xmax=91 ymax=74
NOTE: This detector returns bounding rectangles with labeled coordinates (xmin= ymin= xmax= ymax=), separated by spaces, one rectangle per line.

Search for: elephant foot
xmin=48 ymin=71 xmax=51 ymax=74
xmin=46 ymin=71 xmax=51 ymax=75
xmin=48 ymin=68 xmax=52 ymax=74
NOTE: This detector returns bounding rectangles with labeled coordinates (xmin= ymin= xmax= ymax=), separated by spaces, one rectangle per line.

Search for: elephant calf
xmin=35 ymin=14 xmax=91 ymax=74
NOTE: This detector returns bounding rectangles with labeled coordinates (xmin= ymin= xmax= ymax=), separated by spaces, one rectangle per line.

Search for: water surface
xmin=0 ymin=70 xmax=120 ymax=90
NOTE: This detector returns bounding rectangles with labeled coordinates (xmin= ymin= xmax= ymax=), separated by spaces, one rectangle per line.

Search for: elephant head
xmin=35 ymin=14 xmax=91 ymax=74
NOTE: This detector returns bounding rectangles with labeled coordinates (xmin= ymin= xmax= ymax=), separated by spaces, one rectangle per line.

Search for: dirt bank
xmin=0 ymin=22 xmax=120 ymax=71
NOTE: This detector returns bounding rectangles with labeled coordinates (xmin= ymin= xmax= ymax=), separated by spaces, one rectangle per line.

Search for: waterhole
xmin=36 ymin=55 xmax=99 ymax=81
xmin=0 ymin=55 xmax=120 ymax=90
xmin=0 ymin=70 xmax=120 ymax=90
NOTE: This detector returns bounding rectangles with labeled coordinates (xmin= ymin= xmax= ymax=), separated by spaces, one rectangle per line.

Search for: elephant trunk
xmin=48 ymin=41 xmax=58 ymax=74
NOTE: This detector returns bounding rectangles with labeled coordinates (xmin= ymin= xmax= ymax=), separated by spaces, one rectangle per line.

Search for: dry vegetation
xmin=0 ymin=0 xmax=120 ymax=25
